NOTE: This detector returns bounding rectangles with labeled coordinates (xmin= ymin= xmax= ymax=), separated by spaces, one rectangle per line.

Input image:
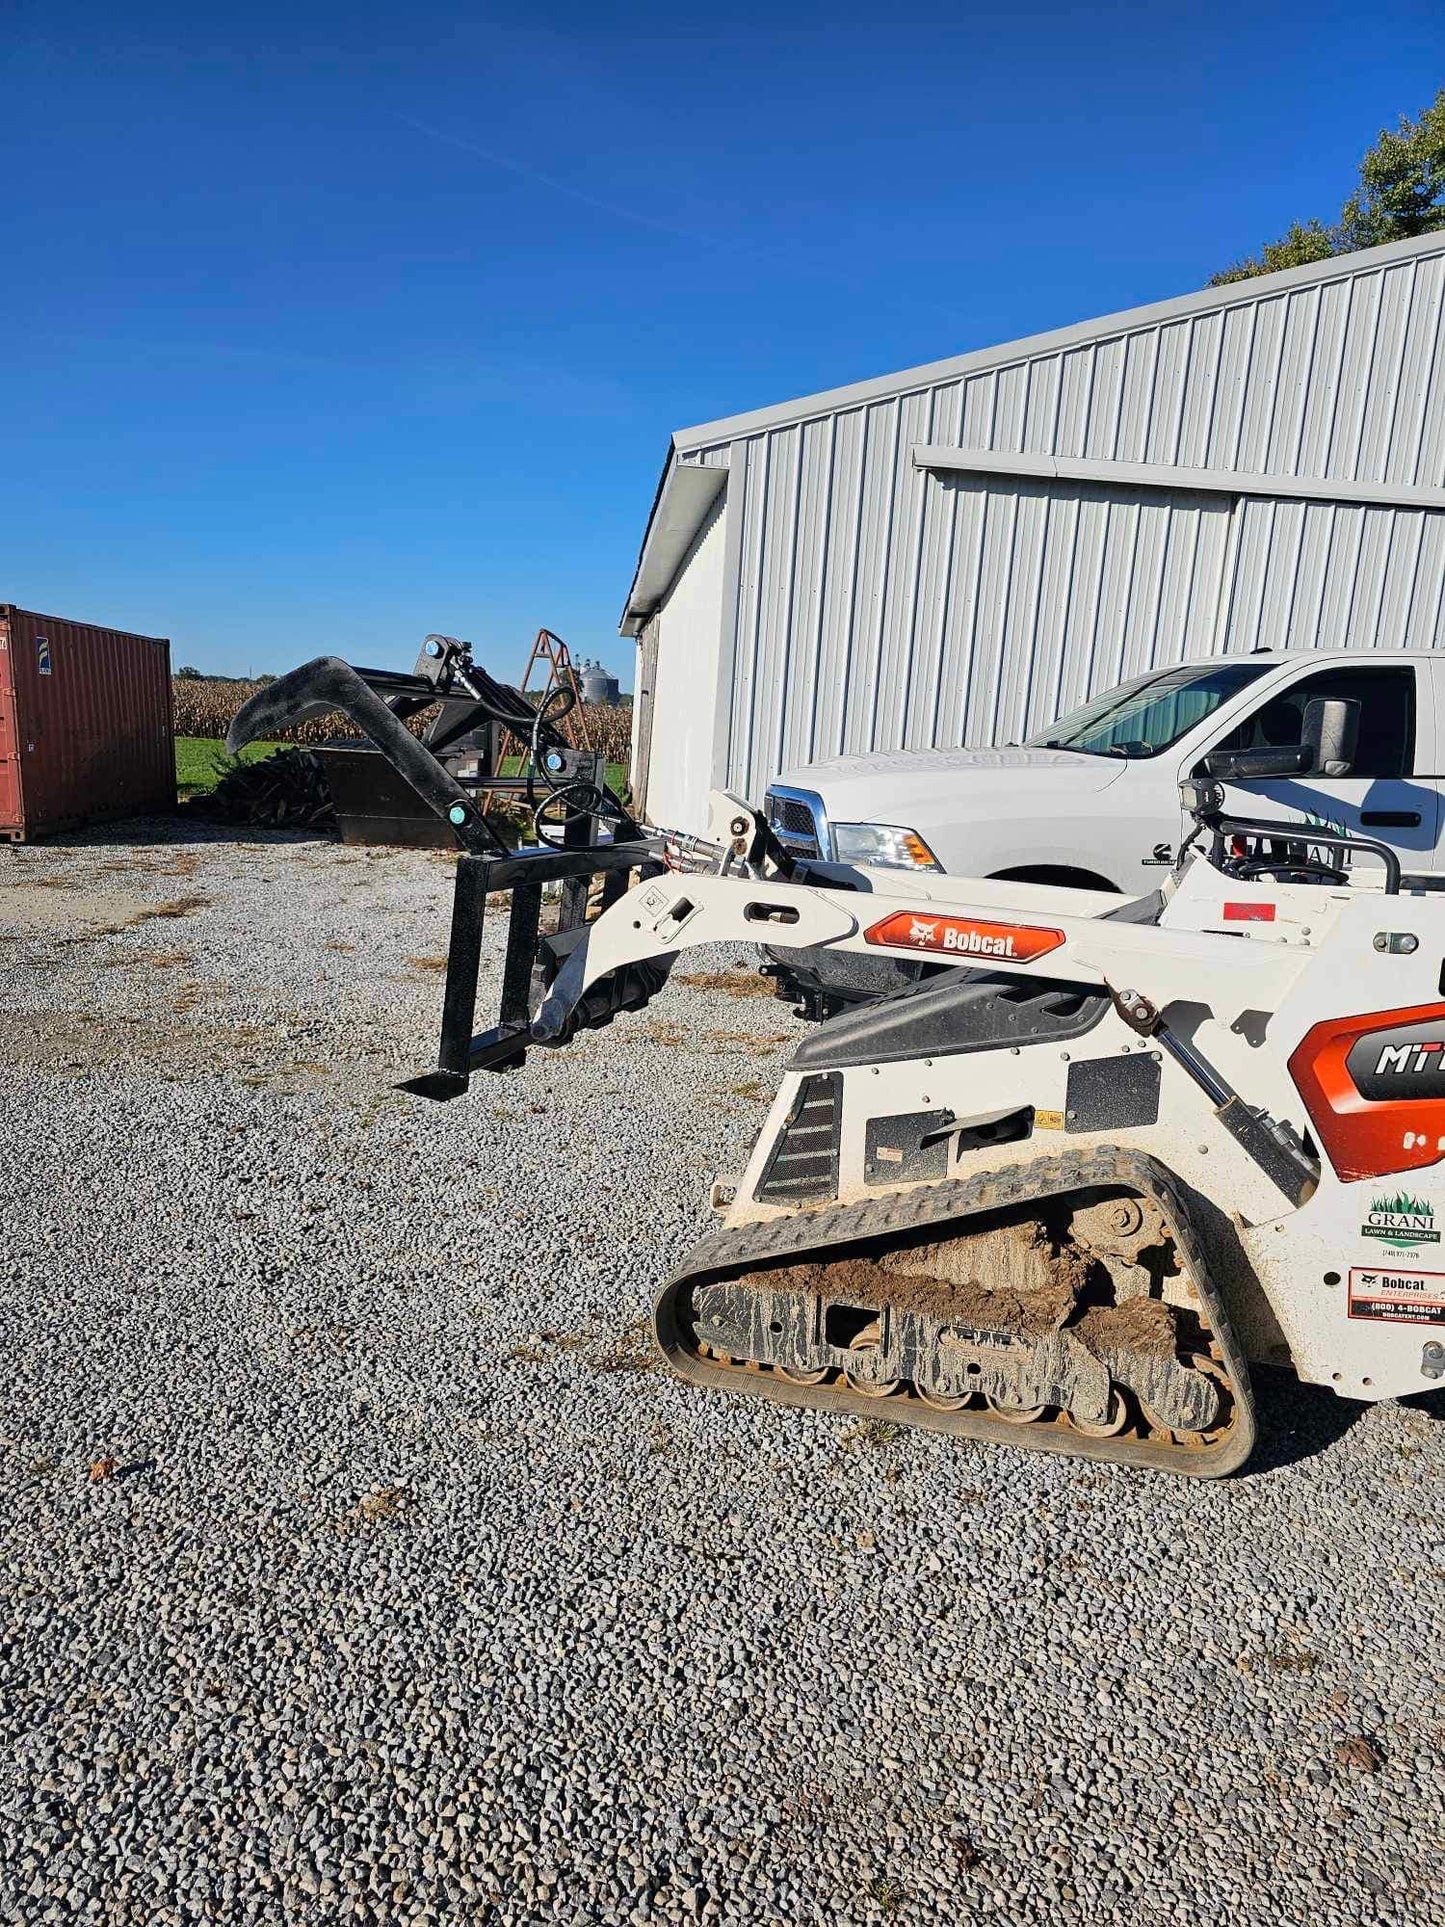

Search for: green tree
xmin=176 ymin=663 xmax=202 ymax=678
xmin=1211 ymin=88 xmax=1445 ymax=285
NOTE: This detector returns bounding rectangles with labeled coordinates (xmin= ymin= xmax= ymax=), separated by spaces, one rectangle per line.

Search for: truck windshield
xmin=1025 ymin=661 xmax=1270 ymax=759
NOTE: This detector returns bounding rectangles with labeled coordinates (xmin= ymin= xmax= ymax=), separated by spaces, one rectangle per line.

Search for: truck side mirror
xmin=1302 ymin=696 xmax=1359 ymax=778
xmin=1203 ymin=694 xmax=1362 ymax=782
xmin=1204 ymin=743 xmax=1313 ymax=780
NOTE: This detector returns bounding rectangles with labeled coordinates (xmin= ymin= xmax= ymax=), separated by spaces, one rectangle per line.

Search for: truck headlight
xmin=829 ymin=822 xmax=942 ymax=870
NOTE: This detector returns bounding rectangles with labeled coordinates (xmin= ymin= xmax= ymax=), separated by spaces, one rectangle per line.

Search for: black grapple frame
xmin=228 ymin=638 xmax=680 ymax=1098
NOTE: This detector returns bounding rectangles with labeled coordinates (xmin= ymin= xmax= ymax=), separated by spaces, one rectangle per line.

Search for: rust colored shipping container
xmin=0 ymin=606 xmax=174 ymax=840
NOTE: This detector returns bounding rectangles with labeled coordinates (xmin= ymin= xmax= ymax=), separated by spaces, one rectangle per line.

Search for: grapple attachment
xmin=227 ymin=641 xmax=672 ymax=1095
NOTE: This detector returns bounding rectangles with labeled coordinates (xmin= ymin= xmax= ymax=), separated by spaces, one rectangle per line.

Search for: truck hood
xmin=771 ymin=745 xmax=1128 ymax=818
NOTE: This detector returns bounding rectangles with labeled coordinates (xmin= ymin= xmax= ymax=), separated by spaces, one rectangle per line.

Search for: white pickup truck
xmin=767 ymin=650 xmax=1441 ymax=889
xmin=763 ymin=648 xmax=1442 ymax=1011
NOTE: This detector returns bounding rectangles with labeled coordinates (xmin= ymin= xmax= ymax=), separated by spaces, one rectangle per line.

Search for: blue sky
xmin=3 ymin=2 xmax=1442 ymax=684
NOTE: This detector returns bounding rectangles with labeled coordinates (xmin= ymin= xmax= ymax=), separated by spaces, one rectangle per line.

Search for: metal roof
xmin=621 ymin=231 xmax=1445 ymax=636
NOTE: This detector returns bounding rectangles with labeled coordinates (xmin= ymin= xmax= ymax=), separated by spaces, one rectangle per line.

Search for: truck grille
xmin=765 ymin=790 xmax=821 ymax=860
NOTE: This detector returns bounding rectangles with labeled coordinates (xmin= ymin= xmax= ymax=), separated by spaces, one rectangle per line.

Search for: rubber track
xmin=655 ymin=1149 xmax=1258 ymax=1478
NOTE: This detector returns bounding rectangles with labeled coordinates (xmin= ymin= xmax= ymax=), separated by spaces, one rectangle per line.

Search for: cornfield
xmin=172 ymin=677 xmax=633 ymax=763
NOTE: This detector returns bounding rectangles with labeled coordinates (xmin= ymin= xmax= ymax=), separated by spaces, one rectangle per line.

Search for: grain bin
xmin=0 ymin=607 xmax=174 ymax=840
xmin=578 ymin=658 xmax=621 ymax=706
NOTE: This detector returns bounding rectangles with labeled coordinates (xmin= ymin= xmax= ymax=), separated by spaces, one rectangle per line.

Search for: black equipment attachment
xmin=227 ymin=634 xmax=643 ymax=855
xmin=1177 ymin=777 xmax=1402 ymax=894
xmin=228 ymin=639 xmax=668 ymax=1098
xmin=398 ymin=838 xmax=672 ymax=1099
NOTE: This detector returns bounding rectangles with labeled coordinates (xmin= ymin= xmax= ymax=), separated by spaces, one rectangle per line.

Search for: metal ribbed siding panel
xmin=0 ymin=608 xmax=173 ymax=838
xmin=724 ymin=444 xmax=1235 ymax=799
xmin=689 ymin=242 xmax=1445 ymax=486
xmin=1223 ymin=498 xmax=1445 ymax=652
xmin=706 ymin=241 xmax=1445 ymax=804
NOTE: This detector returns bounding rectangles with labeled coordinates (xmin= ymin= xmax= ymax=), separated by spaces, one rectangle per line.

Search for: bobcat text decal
xmin=863 ymin=911 xmax=1065 ymax=963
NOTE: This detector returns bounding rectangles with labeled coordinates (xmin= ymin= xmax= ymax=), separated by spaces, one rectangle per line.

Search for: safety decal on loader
xmin=863 ymin=911 xmax=1064 ymax=963
xmin=1348 ymin=1267 xmax=1445 ymax=1325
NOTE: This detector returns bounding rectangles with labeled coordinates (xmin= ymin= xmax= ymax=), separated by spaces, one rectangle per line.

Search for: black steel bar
xmin=437 ymin=855 xmax=488 ymax=1080
xmin=466 ymin=1024 xmax=530 ymax=1073
xmin=350 ymin=666 xmax=442 ymax=697
xmin=478 ymin=841 xmax=661 ymax=891
xmin=558 ymin=875 xmax=591 ymax=931
xmin=394 ymin=839 xmax=666 ymax=1098
xmin=1211 ymin=812 xmax=1402 ymax=893
xmin=557 ymin=752 xmax=604 ymax=931
xmin=499 ymin=883 xmax=543 ymax=1030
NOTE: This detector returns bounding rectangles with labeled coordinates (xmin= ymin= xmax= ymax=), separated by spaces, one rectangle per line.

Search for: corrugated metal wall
xmin=0 ymin=607 xmax=173 ymax=838
xmin=697 ymin=241 xmax=1445 ymax=802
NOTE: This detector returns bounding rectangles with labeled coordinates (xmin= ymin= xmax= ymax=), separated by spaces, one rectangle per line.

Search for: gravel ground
xmin=2 ymin=821 xmax=1443 ymax=1927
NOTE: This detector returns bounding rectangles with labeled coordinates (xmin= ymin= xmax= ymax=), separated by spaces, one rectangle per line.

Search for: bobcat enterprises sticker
xmin=1348 ymin=1267 xmax=1445 ymax=1325
xmin=1360 ymin=1192 xmax=1440 ymax=1248
xmin=864 ymin=911 xmax=1064 ymax=963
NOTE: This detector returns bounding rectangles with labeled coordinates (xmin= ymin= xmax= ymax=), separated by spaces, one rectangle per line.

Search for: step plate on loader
xmin=655 ymin=1150 xmax=1257 ymax=1477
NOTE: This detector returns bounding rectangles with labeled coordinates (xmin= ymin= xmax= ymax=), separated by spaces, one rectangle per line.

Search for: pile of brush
xmin=193 ymin=748 xmax=338 ymax=834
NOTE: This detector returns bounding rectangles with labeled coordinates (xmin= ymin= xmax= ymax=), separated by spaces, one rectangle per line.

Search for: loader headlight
xmin=829 ymin=822 xmax=942 ymax=870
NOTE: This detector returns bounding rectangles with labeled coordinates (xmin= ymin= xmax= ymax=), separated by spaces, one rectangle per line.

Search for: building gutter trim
xmin=912 ymin=443 xmax=1445 ymax=513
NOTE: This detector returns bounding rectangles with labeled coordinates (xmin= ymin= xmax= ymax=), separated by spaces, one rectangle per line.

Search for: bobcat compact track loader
xmin=229 ymin=651 xmax=1445 ymax=1476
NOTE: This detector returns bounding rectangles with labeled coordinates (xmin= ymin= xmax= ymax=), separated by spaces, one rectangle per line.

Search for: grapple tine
xmin=225 ymin=655 xmax=360 ymax=751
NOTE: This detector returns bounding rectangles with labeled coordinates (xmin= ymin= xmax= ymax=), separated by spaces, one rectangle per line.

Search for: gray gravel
xmin=2 ymin=821 xmax=1443 ymax=1927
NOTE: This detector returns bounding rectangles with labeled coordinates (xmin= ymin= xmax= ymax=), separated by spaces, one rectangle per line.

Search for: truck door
xmin=1203 ymin=661 xmax=1437 ymax=872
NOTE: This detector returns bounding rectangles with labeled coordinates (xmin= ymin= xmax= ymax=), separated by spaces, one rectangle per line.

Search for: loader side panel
xmin=791 ymin=891 xmax=1163 ymax=1072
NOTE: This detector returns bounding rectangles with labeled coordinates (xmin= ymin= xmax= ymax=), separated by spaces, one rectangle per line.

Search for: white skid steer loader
xmin=230 ymin=650 xmax=1445 ymax=1476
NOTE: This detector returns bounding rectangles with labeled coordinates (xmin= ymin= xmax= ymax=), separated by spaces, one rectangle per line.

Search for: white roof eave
xmin=618 ymin=455 xmax=728 ymax=637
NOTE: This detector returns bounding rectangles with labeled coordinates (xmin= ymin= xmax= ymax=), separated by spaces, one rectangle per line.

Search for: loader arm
xmin=232 ymin=647 xmax=1316 ymax=1208
xmin=527 ymin=856 xmax=1321 ymax=1209
xmin=534 ymin=863 xmax=1298 ymax=1042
